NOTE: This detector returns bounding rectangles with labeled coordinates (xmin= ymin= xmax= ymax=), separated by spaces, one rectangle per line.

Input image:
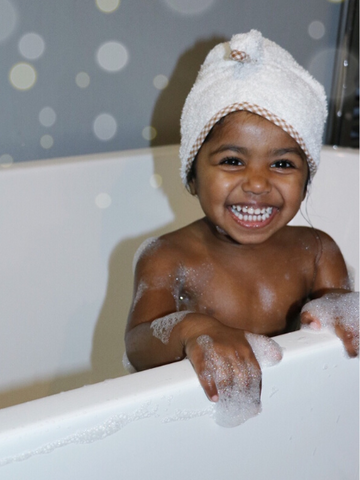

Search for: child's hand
xmin=182 ymin=318 xmax=282 ymax=426
xmin=301 ymin=292 xmax=359 ymax=358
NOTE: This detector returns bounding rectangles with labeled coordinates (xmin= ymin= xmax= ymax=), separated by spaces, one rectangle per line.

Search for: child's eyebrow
xmin=209 ymin=145 xmax=248 ymax=156
xmin=269 ymin=147 xmax=305 ymax=159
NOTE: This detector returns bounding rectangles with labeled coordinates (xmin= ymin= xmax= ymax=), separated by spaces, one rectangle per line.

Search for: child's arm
xmin=125 ymin=243 xmax=261 ymax=402
xmin=300 ymin=231 xmax=358 ymax=357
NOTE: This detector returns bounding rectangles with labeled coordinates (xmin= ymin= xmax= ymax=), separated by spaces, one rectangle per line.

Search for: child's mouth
xmin=229 ymin=205 xmax=275 ymax=227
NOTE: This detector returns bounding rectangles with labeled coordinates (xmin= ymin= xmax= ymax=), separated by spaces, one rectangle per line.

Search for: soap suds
xmin=301 ymin=292 xmax=359 ymax=355
xmin=122 ymin=352 xmax=137 ymax=374
xmin=196 ymin=333 xmax=282 ymax=427
xmin=151 ymin=311 xmax=192 ymax=344
xmin=0 ymin=404 xmax=157 ymax=467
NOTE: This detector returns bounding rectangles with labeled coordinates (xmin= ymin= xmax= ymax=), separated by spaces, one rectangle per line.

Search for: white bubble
xmin=96 ymin=41 xmax=129 ymax=72
xmin=95 ymin=193 xmax=112 ymax=209
xmin=164 ymin=0 xmax=215 ymax=15
xmin=96 ymin=0 xmax=121 ymax=13
xmin=75 ymin=72 xmax=90 ymax=88
xmin=308 ymin=21 xmax=326 ymax=40
xmin=9 ymin=63 xmax=37 ymax=90
xmin=93 ymin=113 xmax=117 ymax=141
xmin=18 ymin=32 xmax=45 ymax=60
xmin=149 ymin=173 xmax=163 ymax=189
xmin=39 ymin=107 xmax=56 ymax=127
xmin=153 ymin=74 xmax=169 ymax=90
xmin=0 ymin=0 xmax=17 ymax=44
xmin=142 ymin=126 xmax=157 ymax=141
xmin=0 ymin=154 xmax=13 ymax=167
xmin=40 ymin=134 xmax=54 ymax=149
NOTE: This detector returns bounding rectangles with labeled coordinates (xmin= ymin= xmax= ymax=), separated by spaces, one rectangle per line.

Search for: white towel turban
xmin=180 ymin=30 xmax=327 ymax=185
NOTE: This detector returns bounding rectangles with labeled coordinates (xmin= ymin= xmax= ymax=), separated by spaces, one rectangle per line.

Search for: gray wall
xmin=0 ymin=0 xmax=342 ymax=165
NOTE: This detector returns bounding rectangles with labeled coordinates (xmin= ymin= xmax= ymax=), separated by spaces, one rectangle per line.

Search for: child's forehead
xmin=207 ymin=111 xmax=302 ymax=148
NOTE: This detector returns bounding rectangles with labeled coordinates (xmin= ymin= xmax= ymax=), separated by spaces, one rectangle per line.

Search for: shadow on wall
xmin=151 ymin=36 xmax=227 ymax=146
xmin=90 ymin=150 xmax=203 ymax=384
xmin=90 ymin=39 xmax=223 ymax=384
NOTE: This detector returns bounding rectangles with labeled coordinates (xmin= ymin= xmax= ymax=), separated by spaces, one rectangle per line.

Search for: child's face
xmin=189 ymin=111 xmax=309 ymax=245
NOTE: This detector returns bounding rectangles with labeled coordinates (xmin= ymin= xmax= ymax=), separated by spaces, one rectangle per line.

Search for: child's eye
xmin=271 ymin=160 xmax=295 ymax=169
xmin=221 ymin=157 xmax=243 ymax=167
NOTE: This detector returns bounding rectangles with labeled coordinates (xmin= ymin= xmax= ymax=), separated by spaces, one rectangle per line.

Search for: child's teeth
xmin=231 ymin=205 xmax=273 ymax=223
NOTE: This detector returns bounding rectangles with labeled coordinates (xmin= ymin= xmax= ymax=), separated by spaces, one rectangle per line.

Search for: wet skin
xmin=125 ymin=112 xmax=352 ymax=401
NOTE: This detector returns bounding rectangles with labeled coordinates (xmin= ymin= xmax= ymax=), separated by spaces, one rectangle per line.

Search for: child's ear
xmin=188 ymin=180 xmax=197 ymax=196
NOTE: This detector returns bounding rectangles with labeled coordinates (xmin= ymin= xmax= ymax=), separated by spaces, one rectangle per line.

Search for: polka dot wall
xmin=0 ymin=0 xmax=343 ymax=164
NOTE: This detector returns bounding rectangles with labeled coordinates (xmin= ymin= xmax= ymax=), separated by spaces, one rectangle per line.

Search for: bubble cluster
xmin=0 ymin=404 xmax=156 ymax=467
xmin=197 ymin=335 xmax=261 ymax=427
xmin=151 ymin=311 xmax=192 ymax=344
xmin=244 ymin=333 xmax=283 ymax=368
xmin=301 ymin=292 xmax=359 ymax=355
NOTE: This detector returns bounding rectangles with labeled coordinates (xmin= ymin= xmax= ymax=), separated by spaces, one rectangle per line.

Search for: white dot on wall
xmin=40 ymin=134 xmax=54 ymax=149
xmin=96 ymin=0 xmax=121 ymax=13
xmin=149 ymin=174 xmax=163 ymax=189
xmin=0 ymin=153 xmax=13 ymax=167
xmin=95 ymin=193 xmax=112 ymax=209
xmin=96 ymin=41 xmax=129 ymax=72
xmin=18 ymin=32 xmax=45 ymax=60
xmin=9 ymin=63 xmax=37 ymax=90
xmin=153 ymin=74 xmax=169 ymax=90
xmin=142 ymin=126 xmax=157 ymax=141
xmin=76 ymin=71 xmax=90 ymax=88
xmin=39 ymin=107 xmax=56 ymax=127
xmin=164 ymin=0 xmax=215 ymax=15
xmin=308 ymin=21 xmax=326 ymax=40
xmin=93 ymin=113 xmax=117 ymax=141
xmin=0 ymin=0 xmax=17 ymax=44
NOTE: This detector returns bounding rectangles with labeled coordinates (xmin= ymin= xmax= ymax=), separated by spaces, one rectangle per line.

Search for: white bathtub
xmin=0 ymin=145 xmax=358 ymax=479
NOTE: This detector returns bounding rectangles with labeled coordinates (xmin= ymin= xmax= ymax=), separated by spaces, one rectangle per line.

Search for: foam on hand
xmin=151 ymin=311 xmax=192 ymax=344
xmin=301 ymin=292 xmax=359 ymax=355
xmin=197 ymin=333 xmax=282 ymax=427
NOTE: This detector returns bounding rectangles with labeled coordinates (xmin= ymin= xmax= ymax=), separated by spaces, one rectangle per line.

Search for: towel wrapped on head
xmin=180 ymin=30 xmax=327 ymax=186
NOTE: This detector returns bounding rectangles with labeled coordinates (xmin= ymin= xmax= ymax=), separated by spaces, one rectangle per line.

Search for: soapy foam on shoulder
xmin=132 ymin=237 xmax=161 ymax=272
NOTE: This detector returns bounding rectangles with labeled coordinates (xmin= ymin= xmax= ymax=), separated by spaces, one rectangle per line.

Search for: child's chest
xmin=176 ymin=245 xmax=315 ymax=335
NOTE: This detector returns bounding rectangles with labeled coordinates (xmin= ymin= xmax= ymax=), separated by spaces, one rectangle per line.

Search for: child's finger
xmin=300 ymin=311 xmax=321 ymax=330
xmin=197 ymin=369 xmax=219 ymax=402
xmin=334 ymin=324 xmax=359 ymax=358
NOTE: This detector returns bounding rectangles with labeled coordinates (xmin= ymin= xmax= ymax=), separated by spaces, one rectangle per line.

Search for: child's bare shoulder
xmin=133 ymin=221 xmax=202 ymax=274
xmin=284 ymin=225 xmax=343 ymax=260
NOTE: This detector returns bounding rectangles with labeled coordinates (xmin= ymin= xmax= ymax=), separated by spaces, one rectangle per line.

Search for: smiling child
xmin=124 ymin=31 xmax=358 ymax=415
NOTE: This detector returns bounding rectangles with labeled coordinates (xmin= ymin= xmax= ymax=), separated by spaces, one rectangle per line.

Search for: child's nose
xmin=241 ymin=170 xmax=271 ymax=195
